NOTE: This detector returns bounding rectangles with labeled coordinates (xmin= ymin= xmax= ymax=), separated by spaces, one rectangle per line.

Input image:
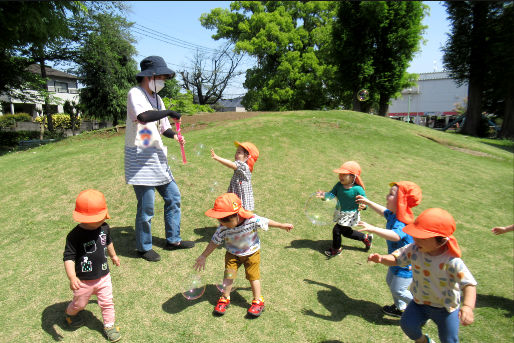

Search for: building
xmin=218 ymin=96 xmax=246 ymax=112
xmin=0 ymin=64 xmax=79 ymax=117
xmin=387 ymin=72 xmax=468 ymax=128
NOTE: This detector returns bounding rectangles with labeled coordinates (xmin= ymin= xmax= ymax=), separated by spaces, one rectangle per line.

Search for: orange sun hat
xmin=333 ymin=161 xmax=365 ymax=189
xmin=205 ymin=193 xmax=254 ymax=219
xmin=403 ymin=208 xmax=461 ymax=257
xmin=389 ymin=181 xmax=422 ymax=224
xmin=73 ymin=189 xmax=111 ymax=223
xmin=234 ymin=141 xmax=259 ymax=172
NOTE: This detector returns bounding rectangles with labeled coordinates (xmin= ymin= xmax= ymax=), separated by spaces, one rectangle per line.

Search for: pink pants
xmin=66 ymin=273 xmax=115 ymax=326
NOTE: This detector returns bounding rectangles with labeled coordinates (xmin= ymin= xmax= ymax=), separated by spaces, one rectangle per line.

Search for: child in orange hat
xmin=356 ymin=181 xmax=422 ymax=317
xmin=367 ymin=208 xmax=477 ymax=343
xmin=211 ymin=141 xmax=259 ymax=210
xmin=194 ymin=193 xmax=293 ymax=317
xmin=63 ymin=190 xmax=121 ymax=342
xmin=317 ymin=161 xmax=372 ymax=257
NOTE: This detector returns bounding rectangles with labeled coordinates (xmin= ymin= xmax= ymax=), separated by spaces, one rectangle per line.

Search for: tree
xmin=331 ymin=1 xmax=426 ymax=115
xmin=200 ymin=1 xmax=337 ymax=111
xmin=180 ymin=43 xmax=244 ymax=105
xmin=442 ymin=1 xmax=512 ymax=137
xmin=76 ymin=13 xmax=137 ymax=126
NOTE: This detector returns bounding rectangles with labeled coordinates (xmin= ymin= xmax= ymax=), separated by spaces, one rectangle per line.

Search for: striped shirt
xmin=211 ymin=215 xmax=269 ymax=256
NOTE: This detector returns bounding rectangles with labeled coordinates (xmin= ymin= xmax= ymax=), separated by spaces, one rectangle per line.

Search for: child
xmin=491 ymin=224 xmax=514 ymax=235
xmin=63 ymin=190 xmax=121 ymax=342
xmin=356 ymin=181 xmax=422 ymax=317
xmin=193 ymin=193 xmax=293 ymax=317
xmin=211 ymin=141 xmax=259 ymax=210
xmin=317 ymin=160 xmax=372 ymax=257
xmin=367 ymin=208 xmax=477 ymax=343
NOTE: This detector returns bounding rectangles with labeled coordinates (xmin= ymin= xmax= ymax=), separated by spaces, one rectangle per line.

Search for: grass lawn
xmin=0 ymin=110 xmax=512 ymax=343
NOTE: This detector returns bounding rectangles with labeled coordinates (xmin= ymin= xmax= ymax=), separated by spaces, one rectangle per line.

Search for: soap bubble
xmin=210 ymin=181 xmax=220 ymax=193
xmin=169 ymin=154 xmax=177 ymax=162
xmin=194 ymin=143 xmax=206 ymax=157
xmin=182 ymin=274 xmax=205 ymax=300
xmin=357 ymin=89 xmax=369 ymax=102
xmin=304 ymin=192 xmax=339 ymax=226
xmin=216 ymin=270 xmax=236 ymax=293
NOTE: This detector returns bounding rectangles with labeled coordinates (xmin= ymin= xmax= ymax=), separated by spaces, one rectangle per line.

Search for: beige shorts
xmin=224 ymin=250 xmax=261 ymax=281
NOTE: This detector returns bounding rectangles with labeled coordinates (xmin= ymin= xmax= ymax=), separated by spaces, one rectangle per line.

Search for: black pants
xmin=332 ymin=224 xmax=366 ymax=249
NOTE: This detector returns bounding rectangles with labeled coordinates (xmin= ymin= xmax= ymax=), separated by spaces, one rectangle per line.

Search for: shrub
xmin=0 ymin=130 xmax=40 ymax=147
xmin=35 ymin=113 xmax=81 ymax=130
xmin=162 ymin=91 xmax=214 ymax=115
xmin=0 ymin=113 xmax=32 ymax=128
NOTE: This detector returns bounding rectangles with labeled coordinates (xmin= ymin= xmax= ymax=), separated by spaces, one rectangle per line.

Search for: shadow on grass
xmin=302 ymin=279 xmax=397 ymax=325
xmin=41 ymin=300 xmax=104 ymax=341
xmin=285 ymin=239 xmax=370 ymax=256
xmin=477 ymin=293 xmax=514 ymax=318
xmin=482 ymin=141 xmax=514 ymax=154
xmin=162 ymin=284 xmax=253 ymax=315
xmin=193 ymin=226 xmax=219 ymax=243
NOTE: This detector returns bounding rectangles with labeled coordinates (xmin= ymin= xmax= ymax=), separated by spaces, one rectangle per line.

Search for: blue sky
xmin=126 ymin=1 xmax=451 ymax=96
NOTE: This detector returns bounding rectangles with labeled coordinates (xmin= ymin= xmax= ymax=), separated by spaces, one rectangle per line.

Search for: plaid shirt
xmin=228 ymin=160 xmax=254 ymax=210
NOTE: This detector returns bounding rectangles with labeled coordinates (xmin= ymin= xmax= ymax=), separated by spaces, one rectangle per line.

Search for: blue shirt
xmin=384 ymin=209 xmax=413 ymax=278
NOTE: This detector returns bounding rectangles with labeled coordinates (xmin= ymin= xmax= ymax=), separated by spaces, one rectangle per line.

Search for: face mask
xmin=148 ymin=79 xmax=165 ymax=93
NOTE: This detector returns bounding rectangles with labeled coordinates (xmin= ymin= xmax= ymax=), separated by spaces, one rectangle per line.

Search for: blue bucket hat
xmin=136 ymin=56 xmax=175 ymax=78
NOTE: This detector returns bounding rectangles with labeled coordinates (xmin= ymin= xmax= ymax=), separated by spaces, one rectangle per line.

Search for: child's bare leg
xmin=222 ymin=278 xmax=234 ymax=298
xmin=250 ymin=279 xmax=261 ymax=300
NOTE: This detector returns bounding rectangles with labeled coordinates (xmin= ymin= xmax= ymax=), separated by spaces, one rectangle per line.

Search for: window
xmin=54 ymin=81 xmax=69 ymax=93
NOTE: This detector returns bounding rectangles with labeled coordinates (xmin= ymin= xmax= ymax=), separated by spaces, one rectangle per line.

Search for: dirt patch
xmin=417 ymin=133 xmax=494 ymax=158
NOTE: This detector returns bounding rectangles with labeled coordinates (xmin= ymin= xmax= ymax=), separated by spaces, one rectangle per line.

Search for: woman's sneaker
xmin=247 ymin=298 xmax=265 ymax=317
xmin=382 ymin=304 xmax=404 ymax=317
xmin=214 ymin=296 xmax=230 ymax=315
xmin=104 ymin=325 xmax=121 ymax=342
xmin=424 ymin=334 xmax=436 ymax=343
xmin=324 ymin=248 xmax=342 ymax=257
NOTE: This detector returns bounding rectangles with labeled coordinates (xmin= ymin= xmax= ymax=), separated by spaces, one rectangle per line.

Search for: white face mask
xmin=148 ymin=79 xmax=165 ymax=93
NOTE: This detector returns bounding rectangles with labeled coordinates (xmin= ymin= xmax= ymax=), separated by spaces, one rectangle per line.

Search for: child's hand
xmin=111 ymin=255 xmax=120 ymax=267
xmin=355 ymin=195 xmax=369 ymax=205
xmin=210 ymin=148 xmax=218 ymax=160
xmin=282 ymin=223 xmax=294 ymax=232
xmin=315 ymin=190 xmax=325 ymax=198
xmin=358 ymin=203 xmax=367 ymax=211
xmin=69 ymin=276 xmax=85 ymax=291
xmin=367 ymin=253 xmax=382 ymax=264
xmin=193 ymin=255 xmax=207 ymax=271
xmin=459 ymin=305 xmax=474 ymax=325
xmin=357 ymin=221 xmax=374 ymax=233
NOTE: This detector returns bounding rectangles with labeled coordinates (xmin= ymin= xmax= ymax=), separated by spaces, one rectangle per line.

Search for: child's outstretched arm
xmin=367 ymin=253 xmax=398 ymax=266
xmin=459 ymin=285 xmax=476 ymax=325
xmin=357 ymin=221 xmax=401 ymax=242
xmin=355 ymin=195 xmax=386 ymax=216
xmin=64 ymin=260 xmax=85 ymax=290
xmin=107 ymin=243 xmax=120 ymax=267
xmin=211 ymin=148 xmax=237 ymax=170
xmin=268 ymin=219 xmax=294 ymax=232
xmin=194 ymin=241 xmax=220 ymax=271
xmin=491 ymin=224 xmax=514 ymax=235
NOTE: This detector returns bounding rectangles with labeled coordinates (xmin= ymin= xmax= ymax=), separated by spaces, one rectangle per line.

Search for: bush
xmin=162 ymin=91 xmax=215 ymax=115
xmin=0 ymin=113 xmax=32 ymax=128
xmin=35 ymin=113 xmax=81 ymax=130
xmin=0 ymin=130 xmax=40 ymax=147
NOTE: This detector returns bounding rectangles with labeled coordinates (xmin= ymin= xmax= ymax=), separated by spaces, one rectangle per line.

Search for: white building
xmin=388 ymin=72 xmax=468 ymax=127
xmin=0 ymin=64 xmax=80 ymax=117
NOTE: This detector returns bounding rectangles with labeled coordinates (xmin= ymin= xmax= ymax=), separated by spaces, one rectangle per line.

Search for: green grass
xmin=0 ymin=110 xmax=512 ymax=343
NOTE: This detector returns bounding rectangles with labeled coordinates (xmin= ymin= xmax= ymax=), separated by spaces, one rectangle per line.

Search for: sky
xmin=126 ymin=1 xmax=452 ymax=97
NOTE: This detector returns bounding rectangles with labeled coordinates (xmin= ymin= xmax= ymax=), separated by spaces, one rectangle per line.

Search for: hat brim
xmin=204 ymin=208 xmax=254 ymax=219
xmin=136 ymin=67 xmax=176 ymax=78
xmin=403 ymin=222 xmax=439 ymax=239
xmin=333 ymin=168 xmax=352 ymax=174
xmin=73 ymin=210 xmax=110 ymax=223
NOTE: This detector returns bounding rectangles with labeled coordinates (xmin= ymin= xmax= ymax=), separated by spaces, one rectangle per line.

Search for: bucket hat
xmin=333 ymin=161 xmax=365 ymax=189
xmin=205 ymin=193 xmax=254 ymax=219
xmin=73 ymin=189 xmax=111 ymax=223
xmin=136 ymin=56 xmax=175 ymax=78
xmin=389 ymin=181 xmax=422 ymax=224
xmin=234 ymin=141 xmax=259 ymax=172
xmin=403 ymin=208 xmax=461 ymax=257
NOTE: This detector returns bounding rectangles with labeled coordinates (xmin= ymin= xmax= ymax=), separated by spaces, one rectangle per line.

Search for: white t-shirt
xmin=211 ymin=215 xmax=269 ymax=256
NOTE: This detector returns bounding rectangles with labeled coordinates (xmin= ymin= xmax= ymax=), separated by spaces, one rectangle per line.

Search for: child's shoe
xmin=104 ymin=325 xmax=121 ymax=342
xmin=247 ymin=297 xmax=265 ymax=317
xmin=214 ymin=296 xmax=230 ymax=315
xmin=65 ymin=312 xmax=84 ymax=328
xmin=363 ymin=234 xmax=373 ymax=251
xmin=382 ymin=304 xmax=403 ymax=317
xmin=324 ymin=247 xmax=342 ymax=257
xmin=424 ymin=334 xmax=436 ymax=343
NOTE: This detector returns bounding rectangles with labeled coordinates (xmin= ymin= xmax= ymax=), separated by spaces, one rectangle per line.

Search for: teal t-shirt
xmin=328 ymin=183 xmax=365 ymax=211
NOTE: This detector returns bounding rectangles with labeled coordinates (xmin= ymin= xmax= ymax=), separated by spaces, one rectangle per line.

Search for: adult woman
xmin=125 ymin=56 xmax=194 ymax=262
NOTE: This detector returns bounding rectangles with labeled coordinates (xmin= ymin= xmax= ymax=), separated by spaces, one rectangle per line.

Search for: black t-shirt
xmin=63 ymin=222 xmax=112 ymax=280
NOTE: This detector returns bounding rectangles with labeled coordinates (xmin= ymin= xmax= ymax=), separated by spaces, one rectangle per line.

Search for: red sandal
xmin=214 ymin=296 xmax=230 ymax=315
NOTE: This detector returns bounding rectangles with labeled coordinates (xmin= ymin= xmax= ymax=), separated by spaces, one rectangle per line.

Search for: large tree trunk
xmin=378 ymin=93 xmax=389 ymax=116
xmin=500 ymin=89 xmax=514 ymax=138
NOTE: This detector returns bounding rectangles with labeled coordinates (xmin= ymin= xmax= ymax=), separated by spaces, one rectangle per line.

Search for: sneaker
xmin=104 ymin=325 xmax=121 ymax=342
xmin=65 ymin=312 xmax=84 ymax=328
xmin=363 ymin=234 xmax=373 ymax=251
xmin=382 ymin=304 xmax=404 ymax=317
xmin=424 ymin=334 xmax=436 ymax=343
xmin=324 ymin=247 xmax=342 ymax=257
xmin=247 ymin=298 xmax=265 ymax=317
xmin=138 ymin=249 xmax=161 ymax=262
xmin=164 ymin=241 xmax=195 ymax=250
xmin=214 ymin=296 xmax=230 ymax=315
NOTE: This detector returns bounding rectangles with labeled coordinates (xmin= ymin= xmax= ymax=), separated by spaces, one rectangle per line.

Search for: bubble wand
xmin=175 ymin=122 xmax=187 ymax=164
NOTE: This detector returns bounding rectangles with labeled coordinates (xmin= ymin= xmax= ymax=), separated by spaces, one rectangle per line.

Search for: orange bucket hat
xmin=403 ymin=208 xmax=462 ymax=257
xmin=389 ymin=181 xmax=422 ymax=224
xmin=234 ymin=141 xmax=259 ymax=172
xmin=73 ymin=189 xmax=111 ymax=223
xmin=333 ymin=161 xmax=365 ymax=190
xmin=205 ymin=193 xmax=254 ymax=219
